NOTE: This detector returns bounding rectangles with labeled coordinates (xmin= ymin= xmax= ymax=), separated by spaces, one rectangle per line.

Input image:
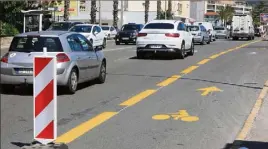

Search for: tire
xmin=90 ymin=39 xmax=93 ymax=46
xmin=178 ymin=43 xmax=185 ymax=59
xmin=0 ymin=84 xmax=15 ymax=94
xmin=213 ymin=36 xmax=216 ymax=41
xmin=96 ymin=61 xmax=106 ymax=84
xmin=67 ymin=68 xmax=78 ymax=94
xmin=188 ymin=41 xmax=194 ymax=56
xmin=102 ymin=38 xmax=106 ymax=49
xmin=107 ymin=34 xmax=110 ymax=40
xmin=137 ymin=51 xmax=144 ymax=59
xmin=252 ymin=36 xmax=255 ymax=40
xmin=209 ymin=36 xmax=212 ymax=42
xmin=115 ymin=41 xmax=120 ymax=45
xmin=207 ymin=38 xmax=211 ymax=44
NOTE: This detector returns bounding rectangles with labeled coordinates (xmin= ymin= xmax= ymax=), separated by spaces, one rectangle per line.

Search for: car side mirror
xmin=94 ymin=31 xmax=98 ymax=35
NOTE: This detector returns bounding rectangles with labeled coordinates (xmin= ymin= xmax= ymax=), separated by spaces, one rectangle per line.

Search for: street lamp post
xmin=120 ymin=0 xmax=124 ymax=27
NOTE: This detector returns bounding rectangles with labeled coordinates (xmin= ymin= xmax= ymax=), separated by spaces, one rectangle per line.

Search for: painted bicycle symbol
xmin=152 ymin=110 xmax=199 ymax=122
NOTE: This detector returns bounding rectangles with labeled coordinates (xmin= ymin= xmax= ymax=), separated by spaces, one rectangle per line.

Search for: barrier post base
xmin=21 ymin=143 xmax=68 ymax=149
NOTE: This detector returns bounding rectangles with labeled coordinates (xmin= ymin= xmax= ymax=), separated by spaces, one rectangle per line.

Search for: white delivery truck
xmin=231 ymin=14 xmax=255 ymax=40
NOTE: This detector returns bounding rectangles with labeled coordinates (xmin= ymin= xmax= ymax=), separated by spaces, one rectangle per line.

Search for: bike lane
xmin=63 ymin=41 xmax=268 ymax=149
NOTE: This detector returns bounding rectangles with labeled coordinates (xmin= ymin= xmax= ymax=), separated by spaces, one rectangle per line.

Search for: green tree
xmin=252 ymin=2 xmax=268 ymax=26
xmin=91 ymin=0 xmax=97 ymax=24
xmin=63 ymin=0 xmax=70 ymax=21
xmin=218 ymin=5 xmax=234 ymax=26
xmin=113 ymin=0 xmax=119 ymax=28
xmin=144 ymin=0 xmax=150 ymax=23
xmin=156 ymin=0 xmax=161 ymax=19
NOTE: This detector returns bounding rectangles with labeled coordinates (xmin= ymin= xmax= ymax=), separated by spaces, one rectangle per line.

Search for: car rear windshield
xmin=49 ymin=22 xmax=71 ymax=31
xmin=70 ymin=25 xmax=92 ymax=33
xmin=144 ymin=23 xmax=174 ymax=29
xmin=101 ymin=26 xmax=110 ymax=30
xmin=187 ymin=26 xmax=200 ymax=31
xmin=10 ymin=36 xmax=63 ymax=52
xmin=214 ymin=27 xmax=225 ymax=30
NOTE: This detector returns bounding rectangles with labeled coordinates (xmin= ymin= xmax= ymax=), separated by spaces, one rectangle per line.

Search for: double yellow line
xmin=55 ymin=40 xmax=260 ymax=144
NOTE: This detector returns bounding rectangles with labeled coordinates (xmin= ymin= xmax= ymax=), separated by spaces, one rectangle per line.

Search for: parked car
xmin=136 ymin=20 xmax=194 ymax=59
xmin=69 ymin=24 xmax=107 ymax=48
xmin=214 ymin=26 xmax=230 ymax=39
xmin=0 ymin=31 xmax=106 ymax=94
xmin=187 ymin=25 xmax=210 ymax=45
xmin=47 ymin=21 xmax=84 ymax=31
xmin=115 ymin=23 xmax=144 ymax=45
xmin=101 ymin=25 xmax=117 ymax=39
xmin=254 ymin=28 xmax=261 ymax=37
xmin=194 ymin=22 xmax=216 ymax=42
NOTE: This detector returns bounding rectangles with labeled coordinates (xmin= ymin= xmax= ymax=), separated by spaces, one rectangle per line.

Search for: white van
xmin=231 ymin=14 xmax=255 ymax=40
xmin=194 ymin=22 xmax=216 ymax=42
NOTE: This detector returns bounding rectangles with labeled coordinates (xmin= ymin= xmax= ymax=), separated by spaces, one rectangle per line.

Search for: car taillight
xmin=138 ymin=33 xmax=147 ymax=37
xmin=56 ymin=53 xmax=70 ymax=63
xmin=1 ymin=53 xmax=9 ymax=63
xmin=165 ymin=33 xmax=180 ymax=37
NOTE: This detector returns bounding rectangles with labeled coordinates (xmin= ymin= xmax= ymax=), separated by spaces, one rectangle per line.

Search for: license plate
xmin=122 ymin=37 xmax=129 ymax=40
xmin=15 ymin=68 xmax=33 ymax=75
xmin=150 ymin=45 xmax=162 ymax=48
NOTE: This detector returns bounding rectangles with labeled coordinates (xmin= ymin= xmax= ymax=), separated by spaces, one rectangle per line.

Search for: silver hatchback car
xmin=1 ymin=31 xmax=106 ymax=94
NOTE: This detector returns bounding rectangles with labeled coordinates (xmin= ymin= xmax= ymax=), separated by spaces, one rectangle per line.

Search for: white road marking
xmin=194 ymin=50 xmax=198 ymax=53
xmin=249 ymin=52 xmax=257 ymax=55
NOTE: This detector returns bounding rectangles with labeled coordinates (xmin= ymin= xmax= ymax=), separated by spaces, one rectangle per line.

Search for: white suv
xmin=69 ymin=24 xmax=107 ymax=48
xmin=136 ymin=20 xmax=194 ymax=59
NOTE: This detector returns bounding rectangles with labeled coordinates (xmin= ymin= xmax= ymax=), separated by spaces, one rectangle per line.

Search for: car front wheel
xmin=178 ymin=43 xmax=185 ymax=59
xmin=188 ymin=41 xmax=194 ymax=56
xmin=102 ymin=38 xmax=106 ymax=49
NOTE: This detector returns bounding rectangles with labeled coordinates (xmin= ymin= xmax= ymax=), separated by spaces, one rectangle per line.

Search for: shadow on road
xmin=223 ymin=140 xmax=268 ymax=149
xmin=0 ymin=80 xmax=100 ymax=96
xmin=129 ymin=56 xmax=179 ymax=60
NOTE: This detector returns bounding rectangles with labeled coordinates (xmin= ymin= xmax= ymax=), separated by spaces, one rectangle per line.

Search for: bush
xmin=0 ymin=22 xmax=19 ymax=36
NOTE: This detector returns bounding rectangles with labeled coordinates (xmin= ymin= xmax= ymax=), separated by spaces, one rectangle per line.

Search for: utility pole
xmin=99 ymin=0 xmax=101 ymax=25
xmin=120 ymin=0 xmax=124 ymax=27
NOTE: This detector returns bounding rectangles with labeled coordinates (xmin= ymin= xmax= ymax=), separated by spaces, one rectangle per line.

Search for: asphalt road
xmin=1 ymin=38 xmax=268 ymax=149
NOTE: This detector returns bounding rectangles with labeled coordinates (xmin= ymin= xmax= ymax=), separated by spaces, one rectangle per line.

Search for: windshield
xmin=121 ymin=25 xmax=139 ymax=31
xmin=10 ymin=37 xmax=63 ymax=52
xmin=49 ymin=22 xmax=71 ymax=31
xmin=214 ymin=27 xmax=225 ymax=30
xmin=144 ymin=23 xmax=174 ymax=29
xmin=70 ymin=26 xmax=92 ymax=33
xmin=187 ymin=26 xmax=200 ymax=31
xmin=101 ymin=26 xmax=110 ymax=30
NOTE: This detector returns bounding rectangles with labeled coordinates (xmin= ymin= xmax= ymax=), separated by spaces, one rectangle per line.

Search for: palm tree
xmin=157 ymin=0 xmax=161 ymax=19
xmin=218 ymin=5 xmax=234 ymax=26
xmin=90 ymin=0 xmax=97 ymax=24
xmin=144 ymin=0 xmax=150 ymax=23
xmin=113 ymin=0 xmax=119 ymax=28
xmin=167 ymin=0 xmax=172 ymax=19
xmin=63 ymin=0 xmax=70 ymax=21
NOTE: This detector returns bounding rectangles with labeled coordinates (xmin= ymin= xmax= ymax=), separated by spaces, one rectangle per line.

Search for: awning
xmin=204 ymin=12 xmax=219 ymax=16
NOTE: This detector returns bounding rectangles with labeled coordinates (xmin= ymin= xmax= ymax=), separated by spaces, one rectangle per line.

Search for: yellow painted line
xmin=55 ymin=112 xmax=118 ymax=144
xmin=209 ymin=53 xmax=221 ymax=59
xmin=181 ymin=66 xmax=199 ymax=74
xmin=119 ymin=89 xmax=157 ymax=106
xmin=236 ymin=80 xmax=268 ymax=140
xmin=197 ymin=59 xmax=211 ymax=65
xmin=219 ymin=51 xmax=228 ymax=55
xmin=157 ymin=75 xmax=181 ymax=87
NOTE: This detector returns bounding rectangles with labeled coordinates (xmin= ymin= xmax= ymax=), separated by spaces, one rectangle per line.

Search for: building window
xmin=178 ymin=3 xmax=182 ymax=15
xmin=80 ymin=0 xmax=86 ymax=12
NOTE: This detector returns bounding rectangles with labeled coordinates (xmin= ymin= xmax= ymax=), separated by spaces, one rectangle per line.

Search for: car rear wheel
xmin=178 ymin=43 xmax=185 ymax=59
xmin=116 ymin=41 xmax=120 ymax=45
xmin=188 ymin=41 xmax=194 ymax=56
xmin=67 ymin=69 xmax=78 ymax=94
xmin=96 ymin=61 xmax=106 ymax=84
xmin=207 ymin=38 xmax=211 ymax=44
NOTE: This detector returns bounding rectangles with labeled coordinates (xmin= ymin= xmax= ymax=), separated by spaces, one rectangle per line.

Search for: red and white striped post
xmin=33 ymin=48 xmax=57 ymax=144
